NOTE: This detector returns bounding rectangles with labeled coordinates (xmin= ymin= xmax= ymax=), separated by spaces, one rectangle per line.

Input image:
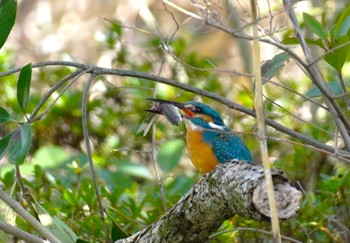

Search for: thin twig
xmin=29 ymin=69 xmax=83 ymax=119
xmin=29 ymin=69 xmax=89 ymax=121
xmin=150 ymin=40 xmax=167 ymax=212
xmin=0 ymin=220 xmax=45 ymax=243
xmin=15 ymin=165 xmax=40 ymax=224
xmin=0 ymin=189 xmax=61 ymax=243
xmin=81 ymin=72 xmax=111 ymax=242
xmin=283 ymin=0 xmax=350 ymax=150
xmin=163 ymin=0 xmax=309 ymax=73
xmin=150 ymin=124 xmax=167 ymax=212
xmin=263 ymin=95 xmax=338 ymax=139
xmin=266 ymin=80 xmax=329 ymax=111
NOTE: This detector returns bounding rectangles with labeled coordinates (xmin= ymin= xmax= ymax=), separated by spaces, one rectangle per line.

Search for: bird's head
xmin=146 ymin=98 xmax=228 ymax=131
xmin=180 ymin=101 xmax=227 ymax=131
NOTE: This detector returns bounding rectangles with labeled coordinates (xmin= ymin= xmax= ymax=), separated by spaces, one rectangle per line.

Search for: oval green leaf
xmin=303 ymin=12 xmax=327 ymax=42
xmin=17 ymin=63 xmax=32 ymax=113
xmin=156 ymin=139 xmax=185 ymax=173
xmin=0 ymin=0 xmax=17 ymax=49
xmin=7 ymin=123 xmax=32 ymax=164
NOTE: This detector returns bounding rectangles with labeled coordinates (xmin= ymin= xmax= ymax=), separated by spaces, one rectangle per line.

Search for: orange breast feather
xmin=186 ymin=130 xmax=219 ymax=174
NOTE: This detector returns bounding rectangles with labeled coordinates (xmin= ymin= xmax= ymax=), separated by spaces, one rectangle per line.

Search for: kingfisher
xmin=142 ymin=98 xmax=254 ymax=174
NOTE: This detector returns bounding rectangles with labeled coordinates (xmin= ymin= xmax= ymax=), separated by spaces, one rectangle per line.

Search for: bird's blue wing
xmin=211 ymin=133 xmax=253 ymax=164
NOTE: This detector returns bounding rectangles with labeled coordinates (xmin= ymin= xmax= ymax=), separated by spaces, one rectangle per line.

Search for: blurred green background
xmin=1 ymin=0 xmax=350 ymax=242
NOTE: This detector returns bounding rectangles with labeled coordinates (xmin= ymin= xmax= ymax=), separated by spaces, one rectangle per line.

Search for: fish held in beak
xmin=137 ymin=98 xmax=183 ymax=136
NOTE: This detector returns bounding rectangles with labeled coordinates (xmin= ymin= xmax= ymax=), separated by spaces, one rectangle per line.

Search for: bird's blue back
xmin=204 ymin=130 xmax=253 ymax=164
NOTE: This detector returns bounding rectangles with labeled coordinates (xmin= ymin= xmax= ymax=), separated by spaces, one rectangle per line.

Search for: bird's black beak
xmin=145 ymin=98 xmax=196 ymax=118
xmin=146 ymin=98 xmax=185 ymax=111
xmin=144 ymin=98 xmax=185 ymax=126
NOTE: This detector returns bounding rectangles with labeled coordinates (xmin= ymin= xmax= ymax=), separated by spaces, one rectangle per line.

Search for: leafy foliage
xmin=0 ymin=0 xmax=350 ymax=242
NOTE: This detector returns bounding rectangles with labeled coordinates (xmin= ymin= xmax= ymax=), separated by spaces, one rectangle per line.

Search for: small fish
xmin=137 ymin=99 xmax=183 ymax=136
xmin=158 ymin=103 xmax=182 ymax=126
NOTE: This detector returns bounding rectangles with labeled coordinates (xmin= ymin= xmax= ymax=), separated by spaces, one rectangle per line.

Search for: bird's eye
xmin=195 ymin=106 xmax=202 ymax=113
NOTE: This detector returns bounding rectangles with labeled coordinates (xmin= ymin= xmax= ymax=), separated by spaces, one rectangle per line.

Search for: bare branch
xmin=1 ymin=61 xmax=349 ymax=161
xmin=0 ymin=220 xmax=45 ymax=243
xmin=0 ymin=189 xmax=61 ymax=243
xmin=29 ymin=69 xmax=90 ymax=121
xmin=81 ymin=73 xmax=111 ymax=242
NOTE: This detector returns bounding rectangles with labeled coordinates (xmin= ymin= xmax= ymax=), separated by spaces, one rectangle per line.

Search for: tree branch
xmin=0 ymin=220 xmax=45 ymax=243
xmin=1 ymin=61 xmax=350 ymax=161
xmin=116 ymin=160 xmax=302 ymax=243
xmin=0 ymin=189 xmax=60 ymax=243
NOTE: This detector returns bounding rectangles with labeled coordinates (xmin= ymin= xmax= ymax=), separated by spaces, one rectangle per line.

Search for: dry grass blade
xmin=250 ymin=0 xmax=281 ymax=242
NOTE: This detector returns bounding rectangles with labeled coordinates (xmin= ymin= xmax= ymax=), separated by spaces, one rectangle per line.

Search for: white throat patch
xmin=208 ymin=122 xmax=226 ymax=131
xmin=184 ymin=119 xmax=226 ymax=131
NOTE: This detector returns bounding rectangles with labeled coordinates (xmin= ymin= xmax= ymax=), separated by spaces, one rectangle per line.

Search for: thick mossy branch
xmin=117 ymin=160 xmax=302 ymax=243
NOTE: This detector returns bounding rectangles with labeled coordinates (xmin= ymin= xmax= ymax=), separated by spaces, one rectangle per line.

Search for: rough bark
xmin=116 ymin=160 xmax=302 ymax=243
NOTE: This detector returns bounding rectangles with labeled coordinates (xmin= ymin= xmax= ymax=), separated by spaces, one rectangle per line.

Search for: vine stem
xmin=82 ymin=72 xmax=111 ymax=242
xmin=250 ymin=1 xmax=281 ymax=242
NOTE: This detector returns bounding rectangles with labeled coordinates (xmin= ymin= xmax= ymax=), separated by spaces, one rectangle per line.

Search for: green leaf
xmin=282 ymin=37 xmax=300 ymax=45
xmin=0 ymin=106 xmax=15 ymax=124
xmin=118 ymin=160 xmax=153 ymax=180
xmin=32 ymin=199 xmax=78 ymax=243
xmin=339 ymin=170 xmax=350 ymax=187
xmin=305 ymin=81 xmax=343 ymax=98
xmin=52 ymin=217 xmax=78 ymax=242
xmin=305 ymin=38 xmax=326 ymax=48
xmin=303 ymin=12 xmax=328 ymax=42
xmin=324 ymin=35 xmax=350 ymax=71
xmin=0 ymin=132 xmax=13 ymax=161
xmin=334 ymin=5 xmax=350 ymax=38
xmin=7 ymin=123 xmax=32 ymax=165
xmin=111 ymin=220 xmax=128 ymax=241
xmin=0 ymin=0 xmax=17 ymax=49
xmin=283 ymin=37 xmax=324 ymax=48
xmin=105 ymin=210 xmax=128 ymax=241
xmin=17 ymin=63 xmax=32 ymax=113
xmin=261 ymin=52 xmax=289 ymax=80
xmin=156 ymin=139 xmax=185 ymax=173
